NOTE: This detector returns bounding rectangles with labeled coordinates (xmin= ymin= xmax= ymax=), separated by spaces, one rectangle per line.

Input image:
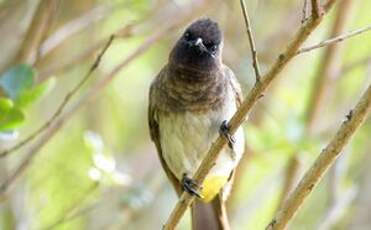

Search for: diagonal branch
xmin=297 ymin=24 xmax=371 ymax=55
xmin=38 ymin=22 xmax=137 ymax=82
xmin=0 ymin=35 xmax=115 ymax=158
xmin=162 ymin=1 xmax=338 ymax=229
xmin=240 ymin=0 xmax=261 ymax=83
xmin=38 ymin=4 xmax=112 ymax=58
xmin=266 ymin=84 xmax=371 ymax=230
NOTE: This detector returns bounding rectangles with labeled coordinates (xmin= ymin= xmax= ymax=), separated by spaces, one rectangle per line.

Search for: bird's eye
xmin=206 ymin=42 xmax=218 ymax=53
xmin=184 ymin=32 xmax=192 ymax=41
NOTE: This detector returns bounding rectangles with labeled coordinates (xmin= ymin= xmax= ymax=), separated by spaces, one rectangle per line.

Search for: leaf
xmin=0 ymin=107 xmax=25 ymax=131
xmin=0 ymin=97 xmax=13 ymax=119
xmin=0 ymin=64 xmax=35 ymax=100
xmin=15 ymin=77 xmax=56 ymax=108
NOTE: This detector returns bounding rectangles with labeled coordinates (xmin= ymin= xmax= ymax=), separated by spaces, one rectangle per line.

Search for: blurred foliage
xmin=0 ymin=64 xmax=54 ymax=131
xmin=0 ymin=0 xmax=370 ymax=230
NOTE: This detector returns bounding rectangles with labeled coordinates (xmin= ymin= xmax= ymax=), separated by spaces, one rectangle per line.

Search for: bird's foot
xmin=220 ymin=120 xmax=235 ymax=150
xmin=181 ymin=173 xmax=203 ymax=198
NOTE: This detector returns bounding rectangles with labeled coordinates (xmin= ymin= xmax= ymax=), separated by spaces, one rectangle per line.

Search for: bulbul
xmin=148 ymin=18 xmax=245 ymax=230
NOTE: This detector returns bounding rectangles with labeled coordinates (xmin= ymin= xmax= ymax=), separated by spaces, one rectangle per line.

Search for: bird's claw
xmin=220 ymin=120 xmax=235 ymax=150
xmin=182 ymin=174 xmax=203 ymax=198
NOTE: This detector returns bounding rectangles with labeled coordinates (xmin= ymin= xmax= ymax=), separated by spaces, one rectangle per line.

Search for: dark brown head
xmin=169 ymin=18 xmax=223 ymax=71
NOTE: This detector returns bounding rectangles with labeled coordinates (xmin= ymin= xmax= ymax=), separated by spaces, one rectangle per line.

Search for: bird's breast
xmin=158 ymin=92 xmax=245 ymax=201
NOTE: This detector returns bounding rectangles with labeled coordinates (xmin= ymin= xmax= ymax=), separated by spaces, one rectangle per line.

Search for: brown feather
xmin=148 ymin=69 xmax=182 ymax=195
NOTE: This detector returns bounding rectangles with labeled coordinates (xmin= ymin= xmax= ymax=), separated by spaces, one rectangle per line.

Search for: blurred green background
xmin=0 ymin=0 xmax=370 ymax=229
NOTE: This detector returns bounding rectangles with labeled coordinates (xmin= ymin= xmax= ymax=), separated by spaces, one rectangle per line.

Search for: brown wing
xmin=224 ymin=65 xmax=243 ymax=107
xmin=148 ymin=68 xmax=182 ymax=195
xmin=222 ymin=65 xmax=245 ymax=198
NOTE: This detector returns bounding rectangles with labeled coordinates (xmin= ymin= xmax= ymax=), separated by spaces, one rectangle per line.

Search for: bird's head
xmin=170 ymin=18 xmax=223 ymax=71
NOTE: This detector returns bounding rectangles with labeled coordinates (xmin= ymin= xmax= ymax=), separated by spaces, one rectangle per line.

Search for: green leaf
xmin=0 ymin=107 xmax=25 ymax=131
xmin=15 ymin=77 xmax=56 ymax=108
xmin=0 ymin=97 xmax=13 ymax=119
xmin=0 ymin=64 xmax=35 ymax=100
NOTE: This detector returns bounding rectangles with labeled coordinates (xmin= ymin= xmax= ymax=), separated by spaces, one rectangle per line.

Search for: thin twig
xmin=37 ymin=0 xmax=176 ymax=82
xmin=302 ymin=0 xmax=309 ymax=24
xmin=38 ymin=22 xmax=137 ymax=82
xmin=162 ymin=1 xmax=338 ymax=229
xmin=38 ymin=4 xmax=112 ymax=57
xmin=0 ymin=35 xmax=115 ymax=158
xmin=297 ymin=25 xmax=371 ymax=55
xmin=240 ymin=0 xmax=261 ymax=83
xmin=0 ymin=0 xmax=211 ymax=196
xmin=266 ymin=84 xmax=371 ymax=230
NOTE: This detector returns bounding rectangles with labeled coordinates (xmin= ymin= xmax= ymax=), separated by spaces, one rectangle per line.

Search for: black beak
xmin=190 ymin=37 xmax=207 ymax=53
xmin=186 ymin=37 xmax=216 ymax=58
xmin=193 ymin=38 xmax=203 ymax=48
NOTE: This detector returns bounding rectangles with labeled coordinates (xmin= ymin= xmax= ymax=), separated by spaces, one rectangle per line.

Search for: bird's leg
xmin=181 ymin=173 xmax=203 ymax=198
xmin=220 ymin=120 xmax=236 ymax=150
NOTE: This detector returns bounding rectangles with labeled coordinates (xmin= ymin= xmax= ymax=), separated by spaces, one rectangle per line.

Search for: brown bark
xmin=267 ymin=84 xmax=371 ymax=230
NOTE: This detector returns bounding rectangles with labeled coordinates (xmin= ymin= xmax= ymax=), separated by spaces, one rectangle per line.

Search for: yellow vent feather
xmin=200 ymin=175 xmax=228 ymax=202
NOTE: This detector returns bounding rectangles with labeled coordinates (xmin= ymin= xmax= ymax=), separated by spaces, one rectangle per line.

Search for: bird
xmin=148 ymin=18 xmax=245 ymax=230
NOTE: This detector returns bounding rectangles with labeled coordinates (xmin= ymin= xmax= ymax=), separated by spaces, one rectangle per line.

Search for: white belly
xmin=158 ymin=100 xmax=245 ymax=181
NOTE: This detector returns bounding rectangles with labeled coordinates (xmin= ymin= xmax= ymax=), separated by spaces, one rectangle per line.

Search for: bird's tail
xmin=191 ymin=194 xmax=230 ymax=230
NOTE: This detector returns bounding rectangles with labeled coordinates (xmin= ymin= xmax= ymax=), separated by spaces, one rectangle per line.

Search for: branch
xmin=297 ymin=25 xmax=371 ymax=55
xmin=277 ymin=156 xmax=300 ymax=210
xmin=311 ymin=0 xmax=323 ymax=18
xmin=38 ymin=4 xmax=112 ymax=57
xmin=240 ymin=0 xmax=261 ymax=82
xmin=11 ymin=0 xmax=58 ymax=65
xmin=266 ymin=84 xmax=371 ymax=230
xmin=0 ymin=0 xmax=211 ymax=196
xmin=36 ymin=0 xmax=184 ymax=82
xmin=305 ymin=0 xmax=355 ymax=133
xmin=38 ymin=22 xmax=137 ymax=82
xmin=0 ymin=35 xmax=115 ymax=158
xmin=163 ymin=1 xmax=338 ymax=229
